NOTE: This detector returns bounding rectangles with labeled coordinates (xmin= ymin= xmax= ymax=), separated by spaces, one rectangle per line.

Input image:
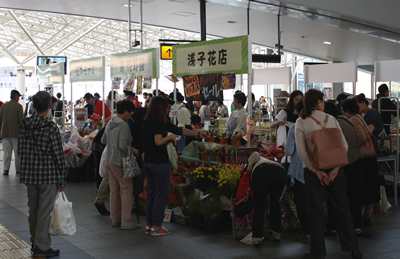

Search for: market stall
xmin=374 ymin=59 xmax=400 ymax=207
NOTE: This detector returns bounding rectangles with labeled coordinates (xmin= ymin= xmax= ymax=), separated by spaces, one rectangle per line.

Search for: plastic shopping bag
xmin=99 ymin=149 xmax=107 ymax=177
xmin=276 ymin=125 xmax=287 ymax=147
xmin=167 ymin=143 xmax=178 ymax=170
xmin=49 ymin=192 xmax=76 ymax=236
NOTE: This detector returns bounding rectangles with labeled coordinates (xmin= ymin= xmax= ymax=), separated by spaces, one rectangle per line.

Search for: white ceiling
xmin=1 ymin=0 xmax=400 ymax=65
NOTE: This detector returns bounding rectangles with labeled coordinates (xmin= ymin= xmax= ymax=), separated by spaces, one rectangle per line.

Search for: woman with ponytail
xmin=295 ymin=89 xmax=362 ymax=259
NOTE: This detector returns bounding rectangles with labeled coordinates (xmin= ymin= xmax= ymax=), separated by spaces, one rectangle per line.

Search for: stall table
xmin=377 ymin=155 xmax=398 ymax=207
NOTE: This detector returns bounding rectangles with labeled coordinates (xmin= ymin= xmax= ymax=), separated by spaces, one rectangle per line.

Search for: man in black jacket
xmin=372 ymin=84 xmax=397 ymax=135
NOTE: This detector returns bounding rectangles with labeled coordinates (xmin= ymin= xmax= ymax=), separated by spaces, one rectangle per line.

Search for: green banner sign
xmin=110 ymin=48 xmax=159 ymax=79
xmin=37 ymin=63 xmax=65 ymax=85
xmin=70 ymin=56 xmax=105 ymax=82
xmin=173 ymin=35 xmax=250 ymax=77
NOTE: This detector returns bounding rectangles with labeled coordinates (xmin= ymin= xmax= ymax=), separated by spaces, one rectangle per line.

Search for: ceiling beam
xmin=0 ymin=23 xmax=42 ymax=55
xmin=22 ymin=19 xmax=93 ymax=63
xmin=8 ymin=10 xmax=45 ymax=55
xmin=55 ymin=20 xmax=104 ymax=55
xmin=0 ymin=41 xmax=20 ymax=64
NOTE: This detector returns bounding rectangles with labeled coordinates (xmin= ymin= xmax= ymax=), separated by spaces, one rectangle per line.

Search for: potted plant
xmin=197 ymin=147 xmax=204 ymax=160
xmin=231 ymin=132 xmax=241 ymax=147
xmin=208 ymin=131 xmax=215 ymax=143
xmin=220 ymin=133 xmax=227 ymax=144
xmin=215 ymin=134 xmax=220 ymax=143
xmin=214 ymin=146 xmax=221 ymax=162
xmin=200 ymin=189 xmax=222 ymax=233
xmin=227 ymin=132 xmax=232 ymax=145
xmin=201 ymin=148 xmax=210 ymax=161
xmin=188 ymin=192 xmax=203 ymax=228
xmin=170 ymin=169 xmax=181 ymax=184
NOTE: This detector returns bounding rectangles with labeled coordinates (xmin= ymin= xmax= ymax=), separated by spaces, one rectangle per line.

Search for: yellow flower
xmin=210 ymin=177 xmax=214 ymax=180
xmin=219 ymin=183 xmax=223 ymax=187
xmin=223 ymin=180 xmax=227 ymax=184
xmin=196 ymin=175 xmax=199 ymax=178
xmin=201 ymin=175 xmax=205 ymax=178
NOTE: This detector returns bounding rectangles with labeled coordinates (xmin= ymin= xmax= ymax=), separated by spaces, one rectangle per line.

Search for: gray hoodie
xmin=101 ymin=116 xmax=136 ymax=167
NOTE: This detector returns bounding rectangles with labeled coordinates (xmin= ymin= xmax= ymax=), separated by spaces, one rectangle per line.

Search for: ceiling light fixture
xmin=323 ymin=41 xmax=332 ymax=45
xmin=122 ymin=4 xmax=133 ymax=7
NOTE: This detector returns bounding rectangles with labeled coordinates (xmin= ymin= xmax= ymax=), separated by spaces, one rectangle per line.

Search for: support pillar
xmin=200 ymin=0 xmax=206 ymax=41
xmin=16 ymin=67 xmax=26 ymax=111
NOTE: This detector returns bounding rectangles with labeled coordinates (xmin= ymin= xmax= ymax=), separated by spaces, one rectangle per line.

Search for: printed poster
xmin=112 ymin=77 xmax=121 ymax=90
xmin=221 ymin=73 xmax=236 ymax=89
xmin=143 ymin=76 xmax=152 ymax=89
xmin=136 ymin=76 xmax=143 ymax=95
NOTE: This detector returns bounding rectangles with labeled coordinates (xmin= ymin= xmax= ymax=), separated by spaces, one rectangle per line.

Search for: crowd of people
xmin=0 ymin=84 xmax=394 ymax=258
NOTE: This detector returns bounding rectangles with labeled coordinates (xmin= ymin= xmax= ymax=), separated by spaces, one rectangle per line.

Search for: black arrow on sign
xmin=166 ymin=48 xmax=172 ymax=57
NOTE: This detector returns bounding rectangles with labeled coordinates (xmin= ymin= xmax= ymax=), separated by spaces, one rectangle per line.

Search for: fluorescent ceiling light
xmin=323 ymin=41 xmax=332 ymax=45
xmin=122 ymin=4 xmax=133 ymax=7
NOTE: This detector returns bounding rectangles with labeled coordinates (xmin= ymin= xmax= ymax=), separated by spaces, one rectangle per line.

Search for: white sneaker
xmin=121 ymin=221 xmax=142 ymax=230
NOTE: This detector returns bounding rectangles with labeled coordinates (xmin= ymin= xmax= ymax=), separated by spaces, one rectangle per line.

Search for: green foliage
xmin=187 ymin=192 xmax=201 ymax=215
xmin=200 ymin=188 xmax=222 ymax=219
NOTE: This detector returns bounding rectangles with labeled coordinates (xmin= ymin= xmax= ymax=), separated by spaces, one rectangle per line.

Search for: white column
xmin=16 ymin=67 xmax=26 ymax=111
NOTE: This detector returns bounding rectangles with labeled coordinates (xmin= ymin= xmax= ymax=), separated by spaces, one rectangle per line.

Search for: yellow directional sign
xmin=160 ymin=44 xmax=174 ymax=60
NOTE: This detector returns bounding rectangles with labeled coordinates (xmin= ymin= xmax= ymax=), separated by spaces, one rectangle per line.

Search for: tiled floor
xmin=1 ymin=145 xmax=400 ymax=258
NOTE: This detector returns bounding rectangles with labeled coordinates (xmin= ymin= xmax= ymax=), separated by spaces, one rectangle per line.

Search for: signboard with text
xmin=70 ymin=56 xmax=105 ymax=82
xmin=110 ymin=48 xmax=159 ymax=79
xmin=37 ymin=62 xmax=65 ymax=85
xmin=236 ymin=147 xmax=260 ymax=165
xmin=183 ymin=73 xmax=223 ymax=102
xmin=173 ymin=35 xmax=250 ymax=77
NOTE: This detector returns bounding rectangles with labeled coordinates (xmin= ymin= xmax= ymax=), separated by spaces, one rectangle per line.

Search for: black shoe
xmin=351 ymin=249 xmax=363 ymax=259
xmin=303 ymin=254 xmax=325 ymax=259
xmin=325 ymin=229 xmax=337 ymax=236
xmin=3 ymin=171 xmax=8 ymax=175
xmin=296 ymin=233 xmax=311 ymax=243
xmin=31 ymin=242 xmax=34 ymax=253
xmin=95 ymin=203 xmax=110 ymax=216
xmin=33 ymin=247 xmax=60 ymax=258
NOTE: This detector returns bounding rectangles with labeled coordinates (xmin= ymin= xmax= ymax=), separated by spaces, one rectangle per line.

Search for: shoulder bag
xmin=359 ymin=119 xmax=378 ymax=158
xmin=122 ymin=148 xmax=141 ymax=179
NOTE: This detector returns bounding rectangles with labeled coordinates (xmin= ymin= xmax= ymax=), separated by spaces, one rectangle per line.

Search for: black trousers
xmin=251 ymin=164 xmax=286 ymax=238
xmin=305 ymin=168 xmax=358 ymax=257
xmin=326 ymin=159 xmax=363 ymax=230
xmin=292 ymin=177 xmax=310 ymax=235
xmin=93 ymin=151 xmax=102 ymax=190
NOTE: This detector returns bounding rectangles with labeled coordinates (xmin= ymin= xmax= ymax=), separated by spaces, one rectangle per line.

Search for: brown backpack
xmin=309 ymin=115 xmax=349 ymax=170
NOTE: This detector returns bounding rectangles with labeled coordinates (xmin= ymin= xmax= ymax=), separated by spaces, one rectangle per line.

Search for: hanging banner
xmin=136 ymin=76 xmax=143 ymax=95
xmin=37 ymin=63 xmax=65 ymax=85
xmin=199 ymin=73 xmax=222 ymax=101
xmin=221 ymin=73 xmax=236 ymax=89
xmin=183 ymin=73 xmax=223 ymax=102
xmin=69 ymin=56 xmax=105 ymax=82
xmin=110 ymin=48 xmax=159 ymax=79
xmin=173 ymin=35 xmax=250 ymax=77
xmin=143 ymin=76 xmax=152 ymax=89
xmin=123 ymin=73 xmax=135 ymax=92
xmin=183 ymin=75 xmax=201 ymax=101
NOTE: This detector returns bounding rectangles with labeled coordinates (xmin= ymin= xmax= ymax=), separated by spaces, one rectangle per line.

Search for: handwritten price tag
xmin=220 ymin=196 xmax=232 ymax=211
xmin=164 ymin=209 xmax=172 ymax=222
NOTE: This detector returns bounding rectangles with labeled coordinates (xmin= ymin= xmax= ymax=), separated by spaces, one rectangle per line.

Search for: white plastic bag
xmin=49 ymin=192 xmax=76 ymax=236
xmin=99 ymin=149 xmax=107 ymax=177
xmin=167 ymin=143 xmax=178 ymax=170
xmin=276 ymin=126 xmax=287 ymax=147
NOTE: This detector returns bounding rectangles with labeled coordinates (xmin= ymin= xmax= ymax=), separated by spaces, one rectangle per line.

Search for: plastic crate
xmin=172 ymin=214 xmax=191 ymax=226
